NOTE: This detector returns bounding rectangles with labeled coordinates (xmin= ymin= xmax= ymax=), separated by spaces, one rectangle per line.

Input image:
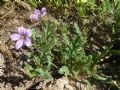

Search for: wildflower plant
xmin=10 ymin=7 xmax=102 ymax=79
xmin=24 ymin=18 xmax=95 ymax=78
xmin=10 ymin=26 xmax=32 ymax=50
xmin=30 ymin=9 xmax=40 ymax=21
xmin=9 ymin=7 xmax=104 ymax=79
xmin=57 ymin=23 xmax=93 ymax=76
xmin=25 ymin=21 xmax=58 ymax=78
xmin=30 ymin=7 xmax=46 ymax=21
xmin=8 ymin=1 xmax=120 ymax=89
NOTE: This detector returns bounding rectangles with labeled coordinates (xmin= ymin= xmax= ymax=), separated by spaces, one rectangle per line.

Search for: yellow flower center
xmin=21 ymin=35 xmax=25 ymax=39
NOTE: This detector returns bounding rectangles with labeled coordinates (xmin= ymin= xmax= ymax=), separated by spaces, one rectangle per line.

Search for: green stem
xmin=51 ymin=62 xmax=59 ymax=68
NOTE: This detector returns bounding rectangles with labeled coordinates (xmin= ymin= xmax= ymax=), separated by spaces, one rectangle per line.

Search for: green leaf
xmin=58 ymin=66 xmax=70 ymax=76
xmin=24 ymin=62 xmax=35 ymax=77
xmin=32 ymin=28 xmax=37 ymax=40
xmin=36 ymin=68 xmax=51 ymax=79
xmin=26 ymin=52 xmax=32 ymax=57
xmin=94 ymin=74 xmax=107 ymax=81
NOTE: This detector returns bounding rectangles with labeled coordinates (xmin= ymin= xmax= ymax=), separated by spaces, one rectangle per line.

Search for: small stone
xmin=55 ymin=77 xmax=69 ymax=90
xmin=65 ymin=84 xmax=74 ymax=90
xmin=76 ymin=82 xmax=81 ymax=90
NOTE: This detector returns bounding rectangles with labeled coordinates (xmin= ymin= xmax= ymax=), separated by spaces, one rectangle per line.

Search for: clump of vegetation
xmin=1 ymin=0 xmax=120 ymax=89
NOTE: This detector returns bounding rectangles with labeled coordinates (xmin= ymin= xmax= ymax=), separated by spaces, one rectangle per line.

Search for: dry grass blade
xmin=1 ymin=7 xmax=15 ymax=19
xmin=15 ymin=0 xmax=31 ymax=10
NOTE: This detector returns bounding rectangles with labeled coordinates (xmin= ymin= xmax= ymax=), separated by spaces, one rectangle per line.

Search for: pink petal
xmin=41 ymin=7 xmax=46 ymax=16
xmin=24 ymin=38 xmax=31 ymax=47
xmin=34 ymin=9 xmax=40 ymax=15
xmin=18 ymin=26 xmax=26 ymax=35
xmin=25 ymin=29 xmax=32 ymax=38
xmin=30 ymin=14 xmax=39 ymax=20
xmin=15 ymin=39 xmax=24 ymax=49
xmin=41 ymin=7 xmax=46 ymax=12
xmin=41 ymin=12 xmax=46 ymax=16
xmin=10 ymin=33 xmax=21 ymax=41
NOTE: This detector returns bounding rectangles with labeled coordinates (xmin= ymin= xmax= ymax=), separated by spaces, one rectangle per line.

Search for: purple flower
xmin=30 ymin=9 xmax=40 ymax=21
xmin=40 ymin=7 xmax=46 ymax=17
xmin=10 ymin=26 xmax=32 ymax=50
xmin=30 ymin=7 xmax=46 ymax=21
